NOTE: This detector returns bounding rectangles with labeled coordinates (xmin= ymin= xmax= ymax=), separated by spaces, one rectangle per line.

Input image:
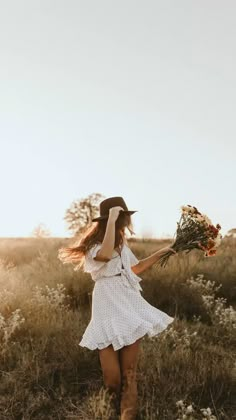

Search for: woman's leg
xmin=119 ymin=337 xmax=142 ymax=419
xmin=98 ymin=344 xmax=122 ymax=412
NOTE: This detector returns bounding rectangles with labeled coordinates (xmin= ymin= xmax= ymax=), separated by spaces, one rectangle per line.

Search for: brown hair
xmin=58 ymin=212 xmax=135 ymax=271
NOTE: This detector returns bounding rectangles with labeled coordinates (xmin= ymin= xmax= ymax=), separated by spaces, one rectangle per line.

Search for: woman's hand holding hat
xmin=109 ymin=206 xmax=125 ymax=222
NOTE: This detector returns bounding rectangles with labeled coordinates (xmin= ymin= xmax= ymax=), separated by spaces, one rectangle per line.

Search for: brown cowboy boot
xmin=120 ymin=364 xmax=138 ymax=420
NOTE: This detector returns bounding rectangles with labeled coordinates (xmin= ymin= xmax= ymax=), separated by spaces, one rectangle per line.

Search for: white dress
xmin=78 ymin=242 xmax=174 ymax=351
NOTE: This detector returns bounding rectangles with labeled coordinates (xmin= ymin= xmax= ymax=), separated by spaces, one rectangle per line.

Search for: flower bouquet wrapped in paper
xmin=158 ymin=205 xmax=222 ymax=267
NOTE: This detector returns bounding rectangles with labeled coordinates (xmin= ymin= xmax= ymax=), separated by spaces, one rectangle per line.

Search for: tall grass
xmin=0 ymin=237 xmax=235 ymax=419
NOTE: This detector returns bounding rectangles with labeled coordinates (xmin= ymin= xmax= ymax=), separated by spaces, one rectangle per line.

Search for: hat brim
xmin=92 ymin=210 xmax=137 ymax=222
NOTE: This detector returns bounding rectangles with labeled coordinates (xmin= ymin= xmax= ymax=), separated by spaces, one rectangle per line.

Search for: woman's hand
xmin=159 ymin=246 xmax=177 ymax=255
xmin=109 ymin=206 xmax=125 ymax=222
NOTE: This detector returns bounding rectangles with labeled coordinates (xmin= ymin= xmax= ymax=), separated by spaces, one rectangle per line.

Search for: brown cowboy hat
xmin=92 ymin=196 xmax=138 ymax=222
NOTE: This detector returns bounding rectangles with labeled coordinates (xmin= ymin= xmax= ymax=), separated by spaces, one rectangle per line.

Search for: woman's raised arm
xmin=94 ymin=206 xmax=124 ymax=262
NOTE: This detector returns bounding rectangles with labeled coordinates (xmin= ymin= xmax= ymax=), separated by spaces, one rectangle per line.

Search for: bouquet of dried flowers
xmin=158 ymin=204 xmax=222 ymax=267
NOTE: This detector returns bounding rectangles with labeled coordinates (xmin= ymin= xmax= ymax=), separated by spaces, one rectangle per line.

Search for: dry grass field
xmin=0 ymin=237 xmax=235 ymax=419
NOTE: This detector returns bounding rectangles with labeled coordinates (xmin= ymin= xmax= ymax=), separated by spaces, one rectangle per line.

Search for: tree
xmin=64 ymin=193 xmax=106 ymax=236
xmin=225 ymin=228 xmax=236 ymax=238
xmin=31 ymin=223 xmax=51 ymax=238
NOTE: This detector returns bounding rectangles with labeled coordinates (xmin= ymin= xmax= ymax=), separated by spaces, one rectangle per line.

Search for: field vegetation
xmin=0 ymin=237 xmax=235 ymax=419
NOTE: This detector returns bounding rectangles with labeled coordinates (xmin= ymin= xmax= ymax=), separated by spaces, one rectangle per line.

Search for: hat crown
xmin=92 ymin=196 xmax=137 ymax=222
xmin=100 ymin=196 xmax=128 ymax=216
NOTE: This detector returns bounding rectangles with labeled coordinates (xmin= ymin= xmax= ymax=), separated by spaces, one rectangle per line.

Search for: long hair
xmin=58 ymin=212 xmax=135 ymax=271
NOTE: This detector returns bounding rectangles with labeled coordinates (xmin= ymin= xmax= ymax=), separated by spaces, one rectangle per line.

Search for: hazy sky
xmin=0 ymin=1 xmax=235 ymax=238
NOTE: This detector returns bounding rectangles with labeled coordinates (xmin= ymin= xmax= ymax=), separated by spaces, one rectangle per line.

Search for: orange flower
xmin=208 ymin=225 xmax=218 ymax=238
xmin=206 ymin=249 xmax=217 ymax=257
xmin=207 ymin=238 xmax=215 ymax=249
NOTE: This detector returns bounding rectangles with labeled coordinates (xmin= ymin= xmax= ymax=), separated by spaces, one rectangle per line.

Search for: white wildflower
xmin=195 ymin=214 xmax=205 ymax=223
xmin=186 ymin=404 xmax=194 ymax=414
xmin=202 ymin=214 xmax=212 ymax=225
xmin=176 ymin=400 xmax=184 ymax=408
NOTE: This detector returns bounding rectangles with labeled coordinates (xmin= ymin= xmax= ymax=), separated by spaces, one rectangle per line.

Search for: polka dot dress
xmin=78 ymin=242 xmax=174 ymax=351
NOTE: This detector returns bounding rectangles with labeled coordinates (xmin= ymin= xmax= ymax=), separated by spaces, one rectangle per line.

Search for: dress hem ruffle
xmin=78 ymin=316 xmax=175 ymax=351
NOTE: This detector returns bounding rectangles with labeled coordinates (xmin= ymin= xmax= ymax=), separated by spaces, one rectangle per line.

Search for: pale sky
xmin=0 ymin=1 xmax=235 ymax=238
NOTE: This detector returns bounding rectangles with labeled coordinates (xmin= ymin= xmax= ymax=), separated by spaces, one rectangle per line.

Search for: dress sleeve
xmin=127 ymin=246 xmax=139 ymax=266
xmin=83 ymin=243 xmax=107 ymax=273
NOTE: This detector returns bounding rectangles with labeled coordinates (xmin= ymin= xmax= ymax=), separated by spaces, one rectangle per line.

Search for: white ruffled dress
xmin=79 ymin=242 xmax=174 ymax=351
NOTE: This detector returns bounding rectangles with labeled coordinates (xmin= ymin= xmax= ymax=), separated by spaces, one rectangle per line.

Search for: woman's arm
xmin=94 ymin=207 xmax=124 ymax=262
xmin=131 ymin=246 xmax=176 ymax=275
xmin=94 ymin=218 xmax=116 ymax=262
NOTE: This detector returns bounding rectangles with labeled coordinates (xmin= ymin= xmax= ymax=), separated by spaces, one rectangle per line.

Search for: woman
xmin=58 ymin=196 xmax=176 ymax=419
